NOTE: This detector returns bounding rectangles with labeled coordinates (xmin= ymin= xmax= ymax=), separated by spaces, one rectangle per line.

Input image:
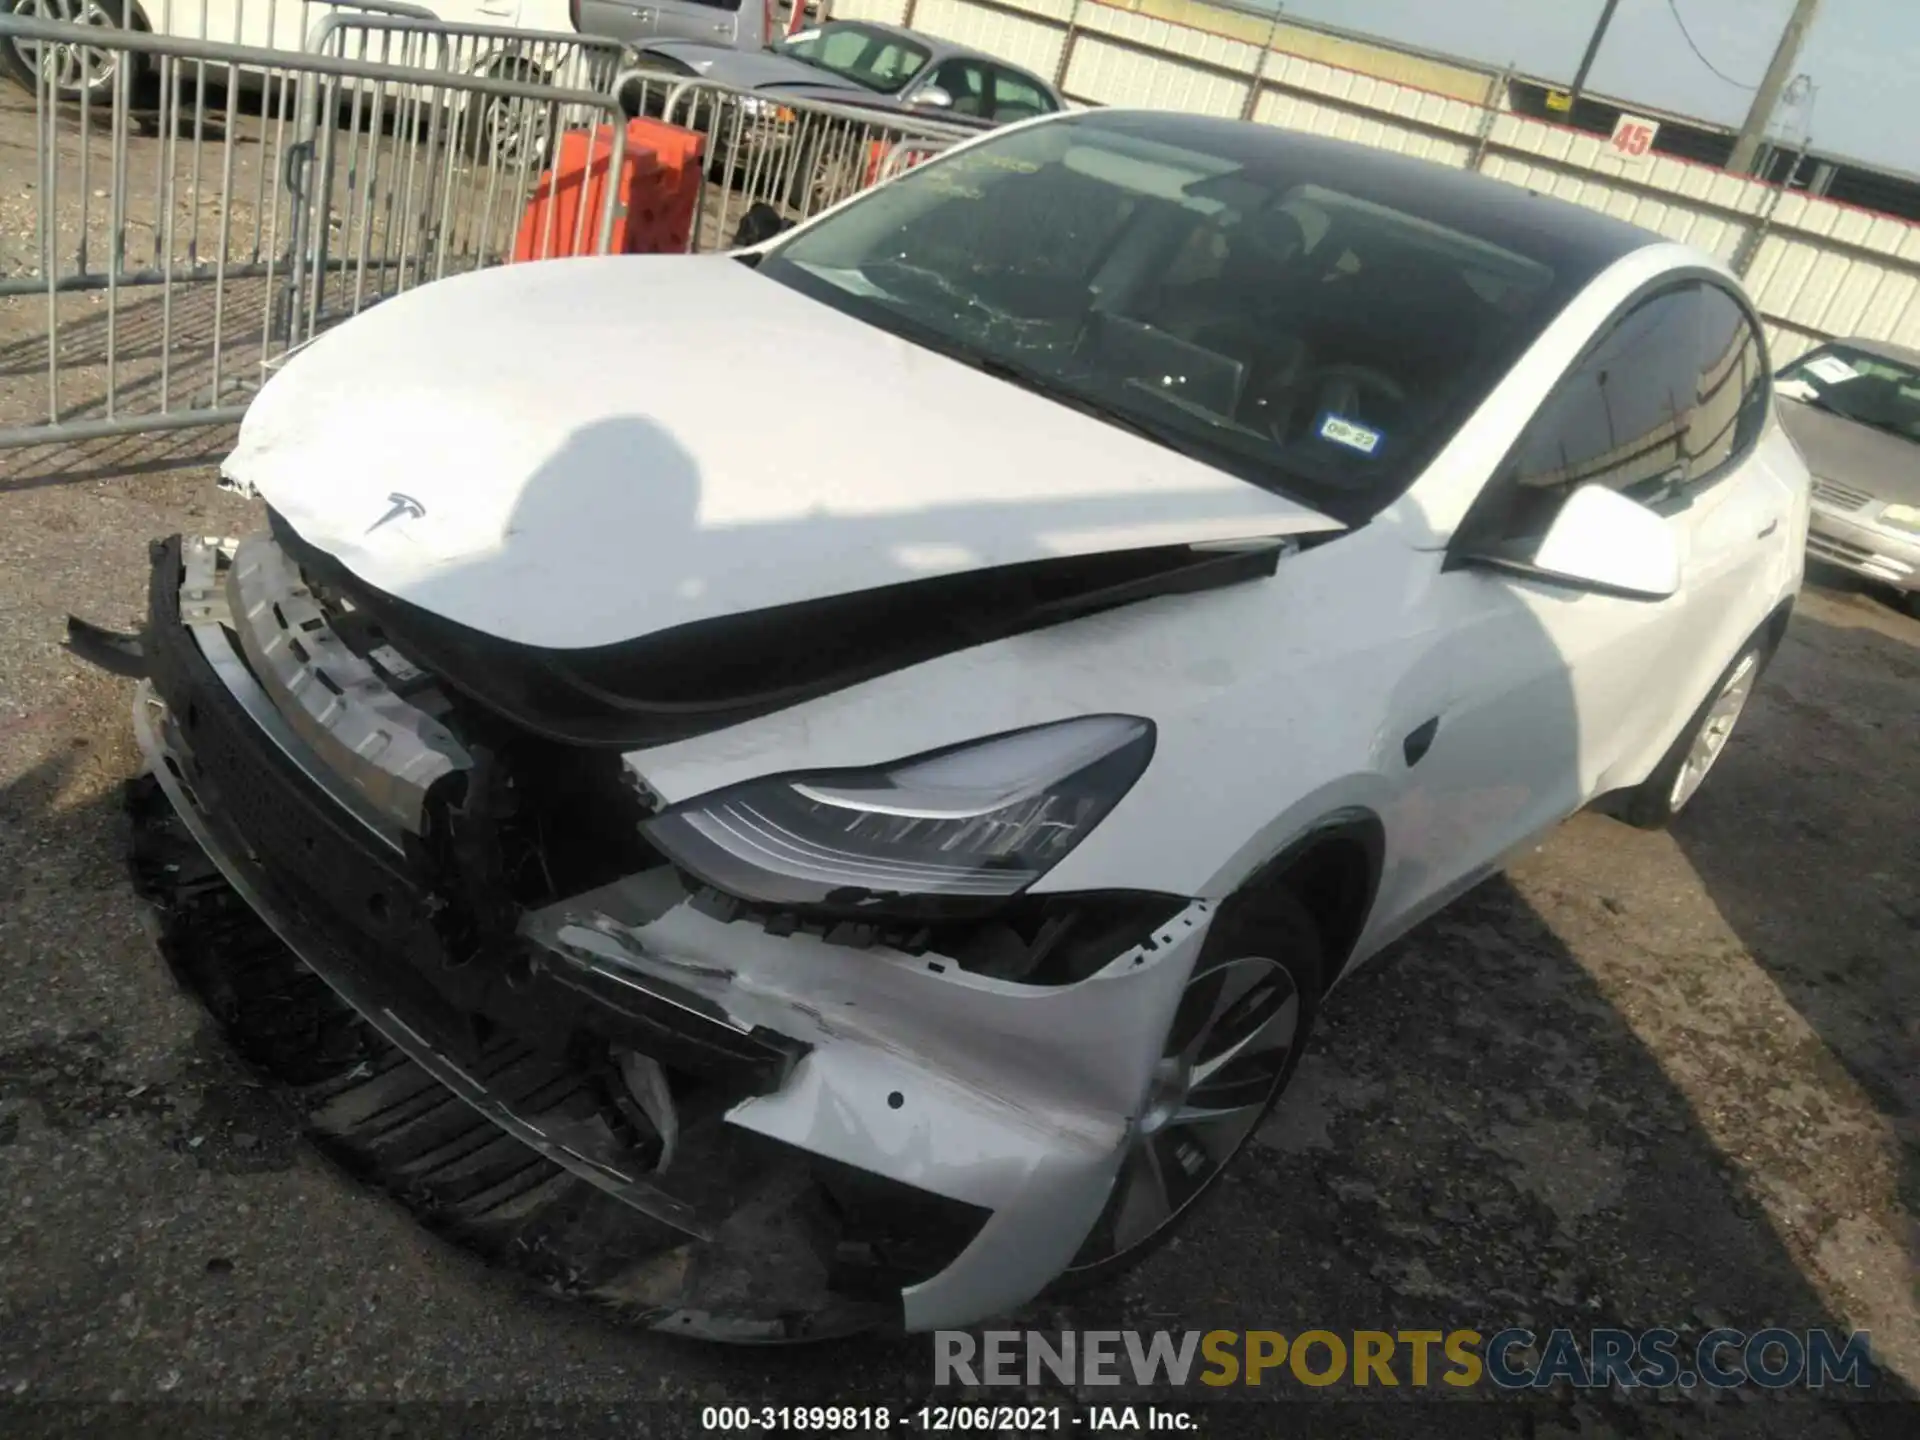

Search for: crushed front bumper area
xmin=131 ymin=532 xmax=1219 ymax=1334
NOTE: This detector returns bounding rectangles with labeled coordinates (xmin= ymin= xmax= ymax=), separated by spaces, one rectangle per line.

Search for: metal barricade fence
xmin=0 ymin=14 xmax=629 ymax=448
xmin=287 ymin=15 xmax=632 ymax=348
xmin=614 ymin=67 xmax=973 ymax=247
xmin=0 ymin=14 xmax=971 ymax=450
xmin=303 ymin=12 xmax=634 ymax=164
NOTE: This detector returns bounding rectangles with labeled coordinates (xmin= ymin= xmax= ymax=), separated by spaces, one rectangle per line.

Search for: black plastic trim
xmin=1240 ymin=809 xmax=1387 ymax=987
xmin=269 ymin=509 xmax=1284 ymax=749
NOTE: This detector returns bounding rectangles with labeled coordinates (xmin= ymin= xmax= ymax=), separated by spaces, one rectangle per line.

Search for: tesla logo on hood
xmin=366 ymin=492 xmax=425 ymax=534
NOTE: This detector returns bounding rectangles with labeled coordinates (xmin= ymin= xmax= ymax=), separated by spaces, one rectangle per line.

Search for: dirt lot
xmin=2 ymin=457 xmax=1917 ymax=1436
xmin=3 ymin=61 xmax=1919 ymax=1440
xmin=0 ymin=453 xmax=1912 ymax=1440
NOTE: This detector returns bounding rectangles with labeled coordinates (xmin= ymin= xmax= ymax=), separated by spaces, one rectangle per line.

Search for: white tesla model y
xmin=107 ymin=108 xmax=1808 ymax=1339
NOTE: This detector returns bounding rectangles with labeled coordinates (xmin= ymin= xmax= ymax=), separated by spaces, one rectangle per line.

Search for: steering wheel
xmin=1311 ymin=363 xmax=1408 ymax=417
xmin=1262 ymin=363 xmax=1409 ymax=447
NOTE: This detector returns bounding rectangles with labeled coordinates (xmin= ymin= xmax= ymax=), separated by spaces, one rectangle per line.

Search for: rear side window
xmin=1463 ymin=282 xmax=1769 ymax=547
xmin=785 ymin=25 xmax=932 ymax=93
xmin=991 ymin=68 xmax=1053 ymax=121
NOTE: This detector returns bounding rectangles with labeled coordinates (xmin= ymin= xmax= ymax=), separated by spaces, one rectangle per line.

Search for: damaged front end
xmin=119 ymin=529 xmax=1222 ymax=1337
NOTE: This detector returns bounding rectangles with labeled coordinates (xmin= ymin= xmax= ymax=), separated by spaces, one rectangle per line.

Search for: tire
xmin=1 ymin=0 xmax=144 ymax=104
xmin=1047 ymin=883 xmax=1323 ymax=1295
xmin=467 ymin=57 xmax=554 ymax=170
xmin=1619 ymin=636 xmax=1769 ymax=830
xmin=1897 ymin=589 xmax=1920 ymax=622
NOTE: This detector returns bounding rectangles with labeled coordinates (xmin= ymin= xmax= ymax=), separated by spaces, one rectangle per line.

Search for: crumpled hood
xmin=225 ymin=256 xmax=1339 ymax=650
xmin=1779 ymin=396 xmax=1920 ymax=506
xmin=642 ymin=41 xmax=865 ymax=95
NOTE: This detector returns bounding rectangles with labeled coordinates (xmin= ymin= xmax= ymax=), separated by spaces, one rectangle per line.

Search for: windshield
xmin=755 ymin=114 xmax=1567 ymax=522
xmin=1776 ymin=344 xmax=1920 ymax=444
xmin=779 ymin=24 xmax=932 ymax=95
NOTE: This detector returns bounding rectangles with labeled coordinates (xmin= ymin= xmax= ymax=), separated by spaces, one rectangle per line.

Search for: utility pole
xmin=1566 ymin=0 xmax=1623 ymax=109
xmin=1239 ymin=5 xmax=1286 ymax=123
xmin=1727 ymin=0 xmax=1822 ymax=175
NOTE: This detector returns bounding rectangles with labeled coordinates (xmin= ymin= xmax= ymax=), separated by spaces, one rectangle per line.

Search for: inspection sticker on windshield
xmin=1317 ymin=413 xmax=1383 ymax=455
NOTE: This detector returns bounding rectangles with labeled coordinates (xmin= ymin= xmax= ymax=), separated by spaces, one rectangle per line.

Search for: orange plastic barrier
xmin=513 ymin=118 xmax=705 ymax=262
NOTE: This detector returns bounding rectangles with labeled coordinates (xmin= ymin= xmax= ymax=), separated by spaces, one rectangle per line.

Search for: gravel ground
xmin=3 ymin=59 xmax=1919 ymax=1440
xmin=4 ymin=461 xmax=1916 ymax=1438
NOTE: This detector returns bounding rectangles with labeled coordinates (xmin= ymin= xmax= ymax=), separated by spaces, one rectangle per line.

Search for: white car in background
xmin=100 ymin=109 xmax=1808 ymax=1337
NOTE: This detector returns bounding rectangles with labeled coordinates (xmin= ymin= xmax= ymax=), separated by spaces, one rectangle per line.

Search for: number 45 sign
xmin=1610 ymin=113 xmax=1661 ymax=160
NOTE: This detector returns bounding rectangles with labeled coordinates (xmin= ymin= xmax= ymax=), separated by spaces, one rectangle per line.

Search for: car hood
xmin=642 ymin=41 xmax=866 ymax=95
xmin=223 ymin=256 xmax=1340 ymax=651
xmin=1778 ymin=396 xmax=1920 ymax=506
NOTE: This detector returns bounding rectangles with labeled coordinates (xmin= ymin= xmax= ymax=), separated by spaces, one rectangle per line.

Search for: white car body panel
xmin=132 ymin=110 xmax=1813 ymax=1335
xmin=626 ymin=522 xmax=1418 ymax=904
xmin=523 ymin=870 xmax=1214 ymax=1329
xmin=223 ymin=256 xmax=1343 ymax=649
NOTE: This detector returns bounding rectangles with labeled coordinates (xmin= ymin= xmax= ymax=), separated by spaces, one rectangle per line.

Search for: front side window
xmin=1461 ymin=282 xmax=1769 ymax=551
xmin=782 ymin=23 xmax=932 ymax=94
xmin=1777 ymin=342 xmax=1920 ymax=444
xmin=755 ymin=113 xmax=1571 ymax=522
xmin=1690 ymin=284 xmax=1771 ymax=477
xmin=928 ymin=59 xmax=990 ymax=117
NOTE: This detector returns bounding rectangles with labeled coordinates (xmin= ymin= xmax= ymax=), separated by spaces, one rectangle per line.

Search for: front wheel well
xmin=1241 ymin=814 xmax=1384 ymax=990
xmin=1763 ymin=596 xmax=1795 ymax=656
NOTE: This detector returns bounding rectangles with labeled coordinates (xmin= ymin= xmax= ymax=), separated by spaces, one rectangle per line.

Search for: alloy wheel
xmin=1669 ymin=651 xmax=1759 ymax=811
xmin=1065 ymin=953 xmax=1301 ymax=1272
xmin=480 ymin=93 xmax=551 ymax=170
xmin=804 ymin=144 xmax=864 ymax=217
xmin=11 ymin=0 xmax=124 ymax=95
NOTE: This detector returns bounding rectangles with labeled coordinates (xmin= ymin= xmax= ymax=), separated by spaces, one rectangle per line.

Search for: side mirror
xmin=912 ymin=84 xmax=954 ymax=109
xmin=1469 ymin=483 xmax=1682 ymax=601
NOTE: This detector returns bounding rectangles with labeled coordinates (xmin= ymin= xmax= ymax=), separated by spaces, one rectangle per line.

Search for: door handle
xmin=1758 ymin=517 xmax=1779 ymax=538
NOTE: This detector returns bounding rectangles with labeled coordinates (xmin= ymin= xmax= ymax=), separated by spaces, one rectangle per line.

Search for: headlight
xmin=1879 ymin=502 xmax=1920 ymax=537
xmin=640 ymin=716 xmax=1155 ymax=916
